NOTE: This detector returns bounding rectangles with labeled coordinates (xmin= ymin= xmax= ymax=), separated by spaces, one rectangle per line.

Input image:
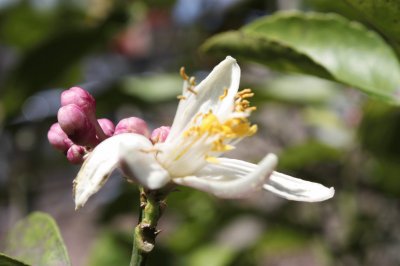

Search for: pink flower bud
xmin=151 ymin=126 xmax=170 ymax=144
xmin=67 ymin=145 xmax=86 ymax=164
xmin=57 ymin=104 xmax=98 ymax=147
xmin=47 ymin=123 xmax=73 ymax=152
xmin=98 ymin=118 xmax=115 ymax=138
xmin=61 ymin=87 xmax=108 ymax=141
xmin=61 ymin=87 xmax=96 ymax=117
xmin=114 ymin=117 xmax=150 ymax=137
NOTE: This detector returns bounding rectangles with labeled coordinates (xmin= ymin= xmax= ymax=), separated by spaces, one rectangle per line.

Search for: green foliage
xmin=184 ymin=244 xmax=236 ymax=266
xmin=359 ymin=102 xmax=400 ymax=161
xmin=256 ymin=74 xmax=340 ymax=104
xmin=345 ymin=0 xmax=400 ymax=56
xmin=202 ymin=11 xmax=400 ymax=105
xmin=4 ymin=212 xmax=71 ymax=266
xmin=278 ymin=141 xmax=342 ymax=172
xmin=0 ymin=3 xmax=129 ymax=119
xmin=121 ymin=74 xmax=183 ymax=103
xmin=88 ymin=231 xmax=131 ymax=266
xmin=0 ymin=253 xmax=29 ymax=266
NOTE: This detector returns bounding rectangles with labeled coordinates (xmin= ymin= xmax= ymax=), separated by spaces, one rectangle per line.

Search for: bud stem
xmin=130 ymin=186 xmax=170 ymax=266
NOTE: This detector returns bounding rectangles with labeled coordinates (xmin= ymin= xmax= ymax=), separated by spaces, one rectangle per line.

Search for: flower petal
xmin=172 ymin=154 xmax=277 ymax=198
xmin=119 ymin=144 xmax=170 ymax=190
xmin=73 ymin=133 xmax=155 ymax=209
xmin=167 ymin=56 xmax=240 ymax=141
xmin=263 ymin=171 xmax=335 ymax=202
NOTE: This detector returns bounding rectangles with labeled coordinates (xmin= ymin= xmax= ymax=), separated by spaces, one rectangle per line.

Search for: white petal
xmin=263 ymin=171 xmax=335 ymax=202
xmin=120 ymin=144 xmax=170 ymax=190
xmin=74 ymin=133 xmax=156 ymax=209
xmin=166 ymin=56 xmax=240 ymax=141
xmin=173 ymin=154 xmax=277 ymax=198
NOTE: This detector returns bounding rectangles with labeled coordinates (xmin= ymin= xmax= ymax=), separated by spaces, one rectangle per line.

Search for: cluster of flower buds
xmin=48 ymin=86 xmax=170 ymax=164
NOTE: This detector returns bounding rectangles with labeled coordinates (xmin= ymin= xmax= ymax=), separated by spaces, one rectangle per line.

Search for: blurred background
xmin=0 ymin=0 xmax=400 ymax=265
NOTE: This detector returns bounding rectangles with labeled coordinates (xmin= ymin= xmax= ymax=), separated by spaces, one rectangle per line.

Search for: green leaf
xmin=256 ymin=74 xmax=340 ymax=104
xmin=0 ymin=253 xmax=29 ymax=266
xmin=87 ymin=231 xmax=131 ymax=266
xmin=121 ymin=74 xmax=183 ymax=102
xmin=5 ymin=212 xmax=71 ymax=266
xmin=344 ymin=0 xmax=400 ymax=56
xmin=185 ymin=244 xmax=236 ymax=266
xmin=202 ymin=12 xmax=400 ymax=105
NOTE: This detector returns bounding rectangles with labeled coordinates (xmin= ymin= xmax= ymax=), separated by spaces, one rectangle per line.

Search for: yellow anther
xmin=236 ymin=88 xmax=252 ymax=97
xmin=240 ymin=93 xmax=254 ymax=99
xmin=189 ymin=76 xmax=196 ymax=86
xmin=180 ymin=67 xmax=189 ymax=80
xmin=219 ymin=88 xmax=228 ymax=101
xmin=177 ymin=95 xmax=187 ymax=100
xmin=205 ymin=155 xmax=219 ymax=163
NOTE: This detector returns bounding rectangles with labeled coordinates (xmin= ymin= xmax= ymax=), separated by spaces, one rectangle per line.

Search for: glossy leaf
xmin=345 ymin=0 xmax=400 ymax=56
xmin=0 ymin=254 xmax=29 ymax=266
xmin=202 ymin=12 xmax=400 ymax=105
xmin=5 ymin=212 xmax=71 ymax=266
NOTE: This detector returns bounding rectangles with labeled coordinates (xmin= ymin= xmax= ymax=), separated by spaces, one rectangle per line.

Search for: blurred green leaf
xmin=1 ymin=5 xmax=128 ymax=119
xmin=0 ymin=253 xmax=29 ymax=266
xmin=370 ymin=159 xmax=400 ymax=196
xmin=202 ymin=12 xmax=400 ymax=105
xmin=256 ymin=74 xmax=339 ymax=104
xmin=121 ymin=74 xmax=182 ymax=102
xmin=87 ymin=231 xmax=131 ymax=266
xmin=359 ymin=101 xmax=400 ymax=162
xmin=278 ymin=141 xmax=342 ymax=172
xmin=5 ymin=212 xmax=71 ymax=266
xmin=255 ymin=227 xmax=309 ymax=257
xmin=344 ymin=0 xmax=400 ymax=56
xmin=185 ymin=244 xmax=236 ymax=266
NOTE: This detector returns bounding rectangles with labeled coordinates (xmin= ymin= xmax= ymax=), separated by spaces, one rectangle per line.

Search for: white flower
xmin=73 ymin=56 xmax=334 ymax=209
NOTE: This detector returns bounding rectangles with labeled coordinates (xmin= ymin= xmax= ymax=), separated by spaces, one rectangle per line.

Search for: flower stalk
xmin=130 ymin=187 xmax=168 ymax=266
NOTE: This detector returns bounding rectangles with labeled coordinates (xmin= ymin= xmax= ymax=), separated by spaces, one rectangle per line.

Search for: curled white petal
xmin=166 ymin=56 xmax=240 ymax=142
xmin=120 ymin=145 xmax=170 ymax=190
xmin=173 ymin=154 xmax=278 ymax=198
xmin=73 ymin=133 xmax=154 ymax=209
xmin=263 ymin=171 xmax=335 ymax=202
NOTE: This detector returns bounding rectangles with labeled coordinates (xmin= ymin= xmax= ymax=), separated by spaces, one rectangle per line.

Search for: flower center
xmin=169 ymin=88 xmax=257 ymax=171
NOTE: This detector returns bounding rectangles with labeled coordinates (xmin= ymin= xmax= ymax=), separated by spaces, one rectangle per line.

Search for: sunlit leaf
xmin=202 ymin=12 xmax=400 ymax=105
xmin=345 ymin=0 xmax=400 ymax=56
xmin=5 ymin=212 xmax=71 ymax=266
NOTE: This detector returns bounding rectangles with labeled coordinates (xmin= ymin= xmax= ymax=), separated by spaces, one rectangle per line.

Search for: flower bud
xmin=150 ymin=126 xmax=170 ymax=144
xmin=57 ymin=104 xmax=98 ymax=147
xmin=47 ymin=123 xmax=73 ymax=152
xmin=61 ymin=87 xmax=96 ymax=117
xmin=98 ymin=118 xmax=115 ymax=138
xmin=114 ymin=117 xmax=150 ymax=137
xmin=67 ymin=145 xmax=86 ymax=164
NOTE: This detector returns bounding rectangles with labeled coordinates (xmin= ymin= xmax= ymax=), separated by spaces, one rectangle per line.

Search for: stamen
xmin=205 ymin=155 xmax=220 ymax=163
xmin=180 ymin=67 xmax=189 ymax=80
xmin=177 ymin=95 xmax=187 ymax=100
xmin=189 ymin=76 xmax=196 ymax=86
xmin=219 ymin=88 xmax=228 ymax=101
xmin=187 ymin=86 xmax=198 ymax=95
